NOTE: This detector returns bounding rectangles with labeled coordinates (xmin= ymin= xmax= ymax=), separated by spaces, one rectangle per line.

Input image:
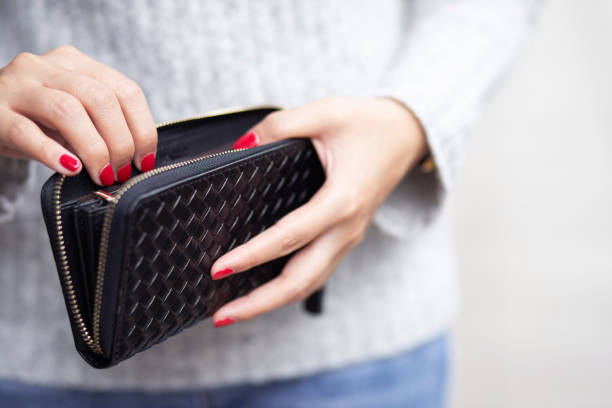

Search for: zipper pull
xmin=94 ymin=190 xmax=116 ymax=203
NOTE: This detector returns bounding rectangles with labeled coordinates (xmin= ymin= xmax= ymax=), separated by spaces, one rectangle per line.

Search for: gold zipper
xmin=53 ymin=175 xmax=100 ymax=353
xmin=156 ymin=104 xmax=278 ymax=128
xmin=53 ymin=105 xmax=277 ymax=356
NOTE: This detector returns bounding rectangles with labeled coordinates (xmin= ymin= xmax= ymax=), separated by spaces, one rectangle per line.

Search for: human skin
xmin=0 ymin=47 xmax=427 ymax=326
xmin=0 ymin=46 xmax=158 ymax=185
xmin=210 ymin=96 xmax=427 ymax=327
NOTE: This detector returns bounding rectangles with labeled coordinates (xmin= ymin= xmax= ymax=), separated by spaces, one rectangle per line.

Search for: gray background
xmin=452 ymin=1 xmax=612 ymax=407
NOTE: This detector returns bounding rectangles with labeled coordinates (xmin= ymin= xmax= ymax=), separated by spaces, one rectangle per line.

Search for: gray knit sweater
xmin=0 ymin=0 xmax=539 ymax=389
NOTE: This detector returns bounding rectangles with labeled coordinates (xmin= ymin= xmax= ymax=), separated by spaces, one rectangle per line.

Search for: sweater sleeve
xmin=371 ymin=0 xmax=542 ymax=237
xmin=379 ymin=0 xmax=542 ymax=191
xmin=0 ymin=157 xmax=33 ymax=223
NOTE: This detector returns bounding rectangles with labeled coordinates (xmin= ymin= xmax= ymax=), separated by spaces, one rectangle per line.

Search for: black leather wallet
xmin=40 ymin=106 xmax=325 ymax=368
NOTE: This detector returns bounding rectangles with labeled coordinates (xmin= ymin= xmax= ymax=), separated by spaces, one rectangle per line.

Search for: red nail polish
xmin=99 ymin=164 xmax=114 ymax=186
xmin=140 ymin=152 xmax=156 ymax=172
xmin=212 ymin=268 xmax=234 ymax=280
xmin=233 ymin=131 xmax=259 ymax=149
xmin=214 ymin=317 xmax=236 ymax=328
xmin=59 ymin=154 xmax=80 ymax=172
xmin=117 ymin=163 xmax=132 ymax=183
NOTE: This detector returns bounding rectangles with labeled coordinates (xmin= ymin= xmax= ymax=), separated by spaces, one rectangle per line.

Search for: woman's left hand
xmin=210 ymin=96 xmax=428 ymax=327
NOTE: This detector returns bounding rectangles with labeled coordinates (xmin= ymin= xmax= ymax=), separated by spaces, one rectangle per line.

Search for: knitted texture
xmin=0 ymin=0 xmax=539 ymax=389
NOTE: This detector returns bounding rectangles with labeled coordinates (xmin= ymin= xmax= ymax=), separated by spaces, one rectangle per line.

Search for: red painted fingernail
xmin=233 ymin=131 xmax=259 ymax=149
xmin=140 ymin=152 xmax=156 ymax=172
xmin=59 ymin=154 xmax=80 ymax=172
xmin=99 ymin=163 xmax=114 ymax=186
xmin=212 ymin=268 xmax=234 ymax=280
xmin=117 ymin=163 xmax=132 ymax=183
xmin=214 ymin=317 xmax=236 ymax=328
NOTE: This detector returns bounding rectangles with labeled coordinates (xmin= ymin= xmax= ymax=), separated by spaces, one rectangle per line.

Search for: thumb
xmin=232 ymin=103 xmax=331 ymax=149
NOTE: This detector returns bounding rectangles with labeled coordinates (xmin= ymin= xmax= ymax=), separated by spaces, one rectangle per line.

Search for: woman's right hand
xmin=0 ymin=45 xmax=157 ymax=185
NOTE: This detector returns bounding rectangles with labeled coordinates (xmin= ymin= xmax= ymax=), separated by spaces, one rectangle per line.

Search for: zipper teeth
xmin=53 ymin=105 xmax=276 ymax=356
xmin=53 ymin=175 xmax=102 ymax=354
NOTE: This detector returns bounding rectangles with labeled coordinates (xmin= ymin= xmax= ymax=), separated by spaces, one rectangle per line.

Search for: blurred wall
xmin=451 ymin=1 xmax=612 ymax=407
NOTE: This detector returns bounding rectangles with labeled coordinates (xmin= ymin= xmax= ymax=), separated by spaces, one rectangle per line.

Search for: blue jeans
xmin=0 ymin=334 xmax=448 ymax=408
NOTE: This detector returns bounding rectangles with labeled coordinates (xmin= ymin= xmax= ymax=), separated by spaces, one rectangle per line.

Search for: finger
xmin=38 ymin=123 xmax=72 ymax=149
xmin=0 ymin=145 xmax=29 ymax=160
xmin=44 ymin=46 xmax=157 ymax=171
xmin=44 ymin=71 xmax=135 ymax=182
xmin=210 ymin=182 xmax=343 ymax=280
xmin=0 ymin=108 xmax=82 ymax=175
xmin=232 ymin=98 xmax=341 ymax=149
xmin=7 ymin=85 xmax=112 ymax=185
xmin=212 ymin=228 xmax=342 ymax=325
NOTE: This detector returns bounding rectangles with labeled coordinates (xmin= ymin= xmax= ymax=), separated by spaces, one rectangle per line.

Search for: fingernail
xmin=99 ymin=163 xmax=114 ymax=186
xmin=140 ymin=152 xmax=156 ymax=172
xmin=214 ymin=317 xmax=236 ymax=328
xmin=233 ymin=131 xmax=259 ymax=149
xmin=212 ymin=268 xmax=234 ymax=280
xmin=117 ymin=163 xmax=132 ymax=183
xmin=59 ymin=154 xmax=80 ymax=172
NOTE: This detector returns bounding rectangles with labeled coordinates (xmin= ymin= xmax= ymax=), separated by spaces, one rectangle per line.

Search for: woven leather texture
xmin=111 ymin=143 xmax=324 ymax=362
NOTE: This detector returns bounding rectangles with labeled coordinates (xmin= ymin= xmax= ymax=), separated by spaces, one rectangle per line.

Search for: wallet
xmin=41 ymin=106 xmax=326 ymax=368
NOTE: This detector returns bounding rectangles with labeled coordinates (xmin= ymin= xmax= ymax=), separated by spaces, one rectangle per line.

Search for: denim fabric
xmin=0 ymin=334 xmax=448 ymax=408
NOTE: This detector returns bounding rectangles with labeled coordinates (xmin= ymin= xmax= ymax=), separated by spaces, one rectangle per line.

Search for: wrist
xmin=379 ymin=97 xmax=431 ymax=170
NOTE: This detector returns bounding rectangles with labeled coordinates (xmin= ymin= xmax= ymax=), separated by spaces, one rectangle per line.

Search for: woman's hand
xmin=210 ymin=96 xmax=428 ymax=327
xmin=0 ymin=46 xmax=157 ymax=185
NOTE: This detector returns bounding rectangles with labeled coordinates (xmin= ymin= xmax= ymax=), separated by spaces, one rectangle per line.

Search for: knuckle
xmin=322 ymin=96 xmax=347 ymax=123
xmin=284 ymin=279 xmax=310 ymax=303
xmin=49 ymin=94 xmax=82 ymax=121
xmin=277 ymin=228 xmax=304 ymax=253
xmin=53 ymin=45 xmax=81 ymax=57
xmin=80 ymin=81 xmax=117 ymax=112
xmin=79 ymin=139 xmax=108 ymax=163
xmin=115 ymin=79 xmax=143 ymax=103
xmin=5 ymin=118 xmax=29 ymax=147
xmin=338 ymin=193 xmax=367 ymax=221
xmin=140 ymin=128 xmax=158 ymax=150
xmin=260 ymin=112 xmax=284 ymax=137
xmin=112 ymin=138 xmax=136 ymax=161
xmin=11 ymin=52 xmax=39 ymax=68
xmin=347 ymin=224 xmax=367 ymax=248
